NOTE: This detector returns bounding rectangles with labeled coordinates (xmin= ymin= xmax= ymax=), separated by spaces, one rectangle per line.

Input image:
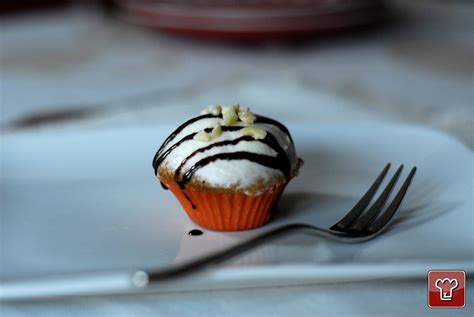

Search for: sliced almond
xmin=211 ymin=125 xmax=222 ymax=139
xmin=223 ymin=113 xmax=238 ymax=125
xmin=193 ymin=130 xmax=211 ymax=142
xmin=240 ymin=126 xmax=267 ymax=140
xmin=239 ymin=111 xmax=256 ymax=124
xmin=201 ymin=104 xmax=222 ymax=116
xmin=222 ymin=106 xmax=238 ymax=125
xmin=221 ymin=105 xmax=235 ymax=115
xmin=208 ymin=104 xmax=222 ymax=116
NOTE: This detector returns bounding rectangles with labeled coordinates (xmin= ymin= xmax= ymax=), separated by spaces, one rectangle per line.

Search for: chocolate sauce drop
xmin=188 ymin=229 xmax=203 ymax=236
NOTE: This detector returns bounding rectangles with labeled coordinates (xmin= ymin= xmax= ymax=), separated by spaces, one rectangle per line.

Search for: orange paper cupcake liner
xmin=162 ymin=180 xmax=287 ymax=231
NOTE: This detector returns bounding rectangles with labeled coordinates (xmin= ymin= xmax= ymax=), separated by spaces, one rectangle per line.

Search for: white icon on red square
xmin=428 ymin=270 xmax=465 ymax=308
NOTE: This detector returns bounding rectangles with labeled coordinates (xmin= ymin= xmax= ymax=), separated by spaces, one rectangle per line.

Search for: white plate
xmin=1 ymin=123 xmax=473 ymax=299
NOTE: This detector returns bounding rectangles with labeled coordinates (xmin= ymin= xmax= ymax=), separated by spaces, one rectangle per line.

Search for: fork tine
xmin=367 ymin=167 xmax=417 ymax=234
xmin=347 ymin=165 xmax=404 ymax=232
xmin=330 ymin=163 xmax=391 ymax=232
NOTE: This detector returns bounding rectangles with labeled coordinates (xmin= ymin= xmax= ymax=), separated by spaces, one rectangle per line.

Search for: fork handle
xmin=145 ymin=223 xmax=374 ymax=283
xmin=0 ymin=224 xmax=377 ymax=300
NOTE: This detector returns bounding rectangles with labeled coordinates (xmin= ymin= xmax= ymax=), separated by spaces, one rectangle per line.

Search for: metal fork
xmin=140 ymin=163 xmax=416 ymax=285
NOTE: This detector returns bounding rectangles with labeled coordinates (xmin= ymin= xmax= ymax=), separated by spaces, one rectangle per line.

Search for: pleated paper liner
xmin=161 ymin=159 xmax=302 ymax=231
xmin=162 ymin=180 xmax=287 ymax=231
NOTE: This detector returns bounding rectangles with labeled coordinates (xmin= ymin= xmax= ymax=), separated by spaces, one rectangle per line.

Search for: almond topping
xmin=193 ymin=130 xmax=211 ymax=142
xmin=201 ymin=104 xmax=222 ymax=116
xmin=211 ymin=125 xmax=222 ymax=139
xmin=240 ymin=126 xmax=267 ymax=140
xmin=222 ymin=106 xmax=238 ymax=126
xmin=239 ymin=111 xmax=256 ymax=124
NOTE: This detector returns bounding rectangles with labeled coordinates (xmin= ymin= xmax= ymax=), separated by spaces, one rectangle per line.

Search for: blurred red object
xmin=115 ymin=0 xmax=387 ymax=40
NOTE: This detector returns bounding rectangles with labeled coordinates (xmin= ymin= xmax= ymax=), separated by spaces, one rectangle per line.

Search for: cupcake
xmin=153 ymin=104 xmax=302 ymax=231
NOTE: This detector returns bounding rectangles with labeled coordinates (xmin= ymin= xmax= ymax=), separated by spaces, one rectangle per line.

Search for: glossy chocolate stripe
xmin=152 ymin=114 xmax=217 ymax=169
xmin=174 ymin=135 xmax=254 ymax=180
xmin=174 ymin=133 xmax=291 ymax=183
xmin=255 ymin=115 xmax=294 ymax=144
xmin=153 ymin=126 xmax=244 ymax=173
xmin=153 ymin=132 xmax=197 ymax=174
xmin=153 ymin=113 xmax=293 ymax=172
xmin=183 ymin=191 xmax=196 ymax=209
xmin=173 ymin=127 xmax=248 ymax=178
xmin=177 ymin=151 xmax=289 ymax=190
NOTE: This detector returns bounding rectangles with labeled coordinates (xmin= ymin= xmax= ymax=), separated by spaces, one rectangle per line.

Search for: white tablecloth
xmin=1 ymin=5 xmax=473 ymax=316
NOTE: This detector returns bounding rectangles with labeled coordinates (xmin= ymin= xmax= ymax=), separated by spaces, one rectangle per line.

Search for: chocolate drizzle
xmin=152 ymin=113 xmax=295 ymax=209
xmin=153 ymin=132 xmax=197 ymax=174
xmin=183 ymin=192 xmax=196 ymax=209
xmin=177 ymin=151 xmax=289 ymax=190
xmin=152 ymin=114 xmax=215 ymax=170
xmin=174 ymin=133 xmax=291 ymax=189
xmin=255 ymin=115 xmax=294 ymax=143
xmin=174 ymin=135 xmax=252 ymax=180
